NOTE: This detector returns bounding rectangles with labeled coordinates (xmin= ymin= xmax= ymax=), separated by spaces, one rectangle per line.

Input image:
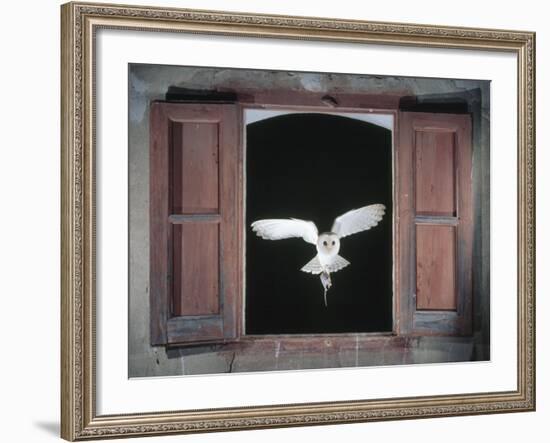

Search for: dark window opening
xmin=245 ymin=113 xmax=393 ymax=335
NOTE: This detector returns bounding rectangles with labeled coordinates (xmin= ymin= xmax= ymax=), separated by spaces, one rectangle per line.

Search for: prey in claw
xmin=320 ymin=271 xmax=332 ymax=307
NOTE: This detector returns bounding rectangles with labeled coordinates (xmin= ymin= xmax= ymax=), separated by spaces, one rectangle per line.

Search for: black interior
xmin=245 ymin=113 xmax=393 ymax=334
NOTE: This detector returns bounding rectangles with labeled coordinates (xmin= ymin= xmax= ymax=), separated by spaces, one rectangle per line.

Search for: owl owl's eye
xmin=332 ymin=241 xmax=335 ymax=245
xmin=323 ymin=241 xmax=327 ymax=246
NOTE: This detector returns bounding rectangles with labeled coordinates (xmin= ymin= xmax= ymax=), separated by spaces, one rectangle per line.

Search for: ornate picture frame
xmin=61 ymin=1 xmax=535 ymax=440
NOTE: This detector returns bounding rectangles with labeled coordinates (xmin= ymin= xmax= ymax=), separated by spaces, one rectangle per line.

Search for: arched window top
xmin=245 ymin=109 xmax=394 ymax=131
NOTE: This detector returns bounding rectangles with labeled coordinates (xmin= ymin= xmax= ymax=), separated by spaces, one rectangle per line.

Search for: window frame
xmin=240 ymin=103 xmax=398 ymax=340
xmin=149 ymin=90 xmax=475 ymax=350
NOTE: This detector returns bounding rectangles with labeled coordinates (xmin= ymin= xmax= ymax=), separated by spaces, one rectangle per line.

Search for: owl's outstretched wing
xmin=331 ymin=204 xmax=386 ymax=239
xmin=251 ymin=218 xmax=318 ymax=245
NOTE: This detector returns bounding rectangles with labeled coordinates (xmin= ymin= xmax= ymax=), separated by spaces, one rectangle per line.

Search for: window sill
xmin=162 ymin=334 xmax=480 ymax=376
xmin=164 ymin=332 xmax=475 ymax=351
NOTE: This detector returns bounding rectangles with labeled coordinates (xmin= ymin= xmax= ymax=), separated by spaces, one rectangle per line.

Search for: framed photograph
xmin=61 ymin=1 xmax=536 ymax=440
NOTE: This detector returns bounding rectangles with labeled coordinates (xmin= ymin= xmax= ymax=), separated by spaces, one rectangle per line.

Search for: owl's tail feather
xmin=301 ymin=255 xmax=323 ymax=274
xmin=328 ymin=255 xmax=351 ymax=273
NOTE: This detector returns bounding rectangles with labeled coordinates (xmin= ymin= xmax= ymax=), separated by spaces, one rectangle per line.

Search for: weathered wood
xmin=152 ymin=103 xmax=473 ymax=347
xmin=238 ymin=90 xmax=406 ymax=111
xmin=415 ymin=215 xmax=459 ymax=226
xmin=237 ymin=333 xmax=407 ymax=353
xmin=456 ymin=115 xmax=474 ymax=335
xmin=168 ymin=214 xmax=222 ymax=224
xmin=172 ymin=223 xmax=220 ymax=316
xmin=416 ymin=225 xmax=457 ymax=310
xmin=396 ymin=112 xmax=414 ymax=335
xmin=166 ymin=316 xmax=225 ymax=344
xmin=415 ymin=130 xmax=456 ymax=216
xmin=150 ymin=102 xmax=241 ymax=346
xmin=413 ymin=311 xmax=461 ymax=335
xmin=399 ymin=112 xmax=473 ymax=336
xmin=171 ymin=121 xmax=219 ymax=214
xmin=170 ymin=333 xmax=472 ymax=353
xmin=149 ymin=103 xmax=170 ymax=345
xmin=219 ymin=104 xmax=242 ymax=339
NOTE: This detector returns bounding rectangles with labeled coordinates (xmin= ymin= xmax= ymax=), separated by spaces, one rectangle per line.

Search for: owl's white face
xmin=317 ymin=232 xmax=340 ymax=256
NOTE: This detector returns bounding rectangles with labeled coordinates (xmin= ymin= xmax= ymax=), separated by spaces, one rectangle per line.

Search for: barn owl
xmin=251 ymin=204 xmax=386 ymax=306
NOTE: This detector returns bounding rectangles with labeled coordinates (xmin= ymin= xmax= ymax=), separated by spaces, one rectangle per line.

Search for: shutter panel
xmin=150 ymin=103 xmax=241 ymax=345
xmin=398 ymin=112 xmax=473 ymax=335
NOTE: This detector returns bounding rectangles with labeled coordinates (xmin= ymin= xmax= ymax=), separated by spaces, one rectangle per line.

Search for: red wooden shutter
xmin=398 ymin=112 xmax=473 ymax=335
xmin=150 ymin=102 xmax=241 ymax=345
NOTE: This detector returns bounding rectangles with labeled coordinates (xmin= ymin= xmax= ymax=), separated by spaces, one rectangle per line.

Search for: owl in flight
xmin=251 ymin=204 xmax=385 ymax=306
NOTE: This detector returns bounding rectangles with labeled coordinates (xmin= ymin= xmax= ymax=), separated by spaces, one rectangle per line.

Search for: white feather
xmin=251 ymin=218 xmax=318 ymax=245
xmin=327 ymin=255 xmax=350 ymax=272
xmin=301 ymin=255 xmax=323 ymax=274
xmin=331 ymin=204 xmax=386 ymax=239
xmin=301 ymin=254 xmax=350 ymax=274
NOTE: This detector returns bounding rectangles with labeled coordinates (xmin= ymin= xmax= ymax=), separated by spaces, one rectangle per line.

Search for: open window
xmin=149 ymin=100 xmax=473 ymax=347
xmin=245 ymin=112 xmax=393 ymax=335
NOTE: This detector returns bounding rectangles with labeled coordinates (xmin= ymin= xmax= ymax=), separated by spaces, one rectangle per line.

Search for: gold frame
xmin=60 ymin=1 xmax=536 ymax=440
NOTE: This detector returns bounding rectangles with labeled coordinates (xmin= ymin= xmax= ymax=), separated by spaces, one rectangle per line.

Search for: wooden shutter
xmin=398 ymin=112 xmax=473 ymax=335
xmin=150 ymin=102 xmax=241 ymax=345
